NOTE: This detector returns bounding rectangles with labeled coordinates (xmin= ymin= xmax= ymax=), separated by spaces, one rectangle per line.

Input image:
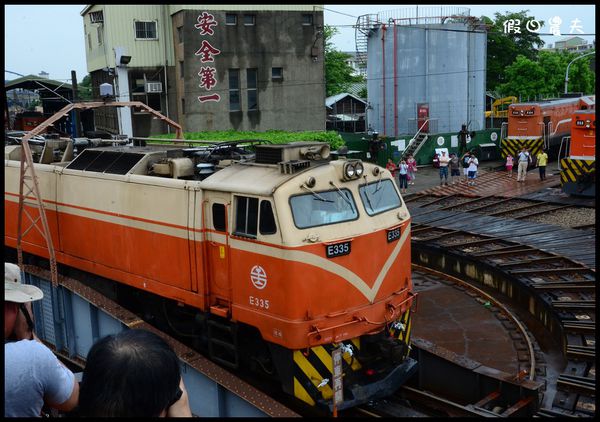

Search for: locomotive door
xmin=543 ymin=116 xmax=551 ymax=148
xmin=204 ymin=192 xmax=232 ymax=312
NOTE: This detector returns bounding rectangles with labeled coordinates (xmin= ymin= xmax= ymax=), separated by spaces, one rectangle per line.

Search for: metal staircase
xmin=402 ymin=132 xmax=428 ymax=159
xmin=402 ymin=119 xmax=432 ymax=160
xmin=355 ymin=14 xmax=380 ymax=68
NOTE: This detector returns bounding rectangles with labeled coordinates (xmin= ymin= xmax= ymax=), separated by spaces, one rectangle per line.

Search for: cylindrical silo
xmin=362 ymin=7 xmax=487 ymax=137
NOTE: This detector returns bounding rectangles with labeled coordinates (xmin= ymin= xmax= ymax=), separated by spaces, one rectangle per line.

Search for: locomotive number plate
xmin=326 ymin=241 xmax=351 ymax=258
xmin=387 ymin=227 xmax=401 ymax=243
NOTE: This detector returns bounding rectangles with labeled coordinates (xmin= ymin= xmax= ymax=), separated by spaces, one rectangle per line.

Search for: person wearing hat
xmin=5 ymin=262 xmax=79 ymax=417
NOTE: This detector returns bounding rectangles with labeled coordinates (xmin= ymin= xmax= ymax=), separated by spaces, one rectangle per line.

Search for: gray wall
xmin=366 ymin=23 xmax=486 ymax=136
xmin=178 ymin=10 xmax=326 ymax=132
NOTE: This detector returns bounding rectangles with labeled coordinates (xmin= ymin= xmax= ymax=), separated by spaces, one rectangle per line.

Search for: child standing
xmin=467 ymin=153 xmax=479 ymax=186
xmin=397 ymin=160 xmax=409 ymax=194
xmin=406 ymin=154 xmax=417 ymax=185
xmin=505 ymin=154 xmax=514 ymax=178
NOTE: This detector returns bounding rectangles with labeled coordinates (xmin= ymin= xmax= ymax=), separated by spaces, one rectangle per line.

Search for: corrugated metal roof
xmin=325 ymin=93 xmax=367 ymax=108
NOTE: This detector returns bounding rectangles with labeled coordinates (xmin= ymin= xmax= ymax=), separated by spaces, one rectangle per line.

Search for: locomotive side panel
xmin=56 ymin=173 xmax=198 ymax=294
xmin=5 ymin=159 xmax=208 ymax=308
xmin=4 ymin=162 xmax=61 ymax=257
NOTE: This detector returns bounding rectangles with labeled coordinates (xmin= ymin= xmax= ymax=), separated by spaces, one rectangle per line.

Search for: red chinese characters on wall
xmin=198 ymin=67 xmax=217 ymax=90
xmin=194 ymin=40 xmax=221 ymax=62
xmin=195 ymin=12 xmax=221 ymax=103
xmin=194 ymin=12 xmax=218 ymax=35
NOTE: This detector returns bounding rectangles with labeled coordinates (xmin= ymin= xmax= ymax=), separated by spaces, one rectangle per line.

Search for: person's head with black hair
xmin=77 ymin=329 xmax=190 ymax=417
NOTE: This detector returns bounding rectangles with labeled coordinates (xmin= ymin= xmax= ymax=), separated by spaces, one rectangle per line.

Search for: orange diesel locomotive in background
xmin=560 ymin=108 xmax=596 ymax=197
xmin=501 ymin=95 xmax=595 ymax=159
xmin=5 ymin=141 xmax=416 ymax=411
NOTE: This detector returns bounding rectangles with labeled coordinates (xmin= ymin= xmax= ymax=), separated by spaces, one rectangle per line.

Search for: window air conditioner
xmin=90 ymin=11 xmax=104 ymax=24
xmin=145 ymin=82 xmax=163 ymax=93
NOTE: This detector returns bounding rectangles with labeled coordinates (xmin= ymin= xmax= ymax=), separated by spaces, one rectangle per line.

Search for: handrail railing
xmin=499 ymin=122 xmax=508 ymax=150
xmin=402 ymin=118 xmax=431 ymax=158
xmin=538 ymin=122 xmax=547 ymax=149
xmin=557 ymin=136 xmax=570 ymax=171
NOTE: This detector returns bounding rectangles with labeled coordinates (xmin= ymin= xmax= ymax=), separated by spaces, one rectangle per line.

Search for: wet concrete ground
xmin=411 ymin=276 xmax=520 ymax=376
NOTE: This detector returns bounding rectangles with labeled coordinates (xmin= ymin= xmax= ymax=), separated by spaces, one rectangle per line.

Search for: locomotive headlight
xmin=372 ymin=167 xmax=380 ymax=177
xmin=354 ymin=162 xmax=364 ymax=177
xmin=344 ymin=162 xmax=356 ymax=178
xmin=305 ymin=176 xmax=316 ymax=188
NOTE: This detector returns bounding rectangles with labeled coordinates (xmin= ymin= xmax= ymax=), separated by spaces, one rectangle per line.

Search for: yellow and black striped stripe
xmin=389 ymin=309 xmax=413 ymax=359
xmin=501 ymin=138 xmax=543 ymax=158
xmin=560 ymin=158 xmax=595 ymax=185
xmin=292 ymin=339 xmax=361 ymax=406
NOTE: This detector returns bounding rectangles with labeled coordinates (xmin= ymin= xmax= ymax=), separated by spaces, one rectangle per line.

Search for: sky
xmin=4 ymin=4 xmax=596 ymax=83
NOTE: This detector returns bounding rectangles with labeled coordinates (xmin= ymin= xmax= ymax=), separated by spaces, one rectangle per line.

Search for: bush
xmin=152 ymin=130 xmax=344 ymax=151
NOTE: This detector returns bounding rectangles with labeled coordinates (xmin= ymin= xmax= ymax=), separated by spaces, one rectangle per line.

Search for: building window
xmin=271 ymin=67 xmax=283 ymax=81
xmin=181 ymin=98 xmax=185 ymax=114
xmin=97 ymin=26 xmax=103 ymax=45
xmin=229 ymin=69 xmax=240 ymax=112
xmin=302 ymin=14 xmax=313 ymax=26
xmin=135 ymin=21 xmax=157 ymax=39
xmin=147 ymin=94 xmax=161 ymax=111
xmin=89 ymin=10 xmax=103 ymax=24
xmin=225 ymin=14 xmax=237 ymax=25
xmin=87 ymin=33 xmax=92 ymax=50
xmin=247 ymin=68 xmax=258 ymax=111
xmin=177 ymin=26 xmax=183 ymax=43
xmin=179 ymin=61 xmax=184 ymax=79
xmin=243 ymin=14 xmax=256 ymax=26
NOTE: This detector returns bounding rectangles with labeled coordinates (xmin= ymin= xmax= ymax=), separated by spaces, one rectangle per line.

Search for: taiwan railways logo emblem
xmin=250 ymin=265 xmax=267 ymax=289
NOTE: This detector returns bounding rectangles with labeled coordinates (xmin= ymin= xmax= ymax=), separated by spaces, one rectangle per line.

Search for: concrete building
xmin=342 ymin=51 xmax=367 ymax=77
xmin=543 ymin=36 xmax=596 ymax=53
xmin=81 ymin=5 xmax=325 ymax=137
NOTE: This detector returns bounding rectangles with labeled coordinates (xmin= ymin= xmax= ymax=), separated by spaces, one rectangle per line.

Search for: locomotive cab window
xmin=234 ymin=196 xmax=258 ymax=238
xmin=259 ymin=200 xmax=277 ymax=235
xmin=359 ymin=179 xmax=402 ymax=216
xmin=290 ymin=189 xmax=358 ymax=229
xmin=234 ymin=196 xmax=277 ymax=238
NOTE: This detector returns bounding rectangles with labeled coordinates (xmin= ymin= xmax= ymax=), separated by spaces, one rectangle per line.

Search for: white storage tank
xmin=358 ymin=7 xmax=487 ymax=137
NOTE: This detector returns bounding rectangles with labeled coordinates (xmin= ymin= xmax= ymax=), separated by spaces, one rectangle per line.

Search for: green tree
xmin=562 ymin=50 xmax=595 ymax=94
xmin=324 ymin=25 xmax=363 ymax=97
xmin=497 ymin=55 xmax=546 ymax=100
xmin=482 ymin=10 xmax=544 ymax=91
xmin=78 ymin=74 xmax=93 ymax=101
xmin=497 ymin=50 xmax=595 ymax=99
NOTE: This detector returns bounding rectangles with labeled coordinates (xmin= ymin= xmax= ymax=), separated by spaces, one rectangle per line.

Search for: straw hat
xmin=4 ymin=263 xmax=43 ymax=303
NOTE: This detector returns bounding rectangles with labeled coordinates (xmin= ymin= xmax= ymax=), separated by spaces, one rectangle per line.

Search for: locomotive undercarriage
xmin=8 ymin=248 xmax=416 ymax=411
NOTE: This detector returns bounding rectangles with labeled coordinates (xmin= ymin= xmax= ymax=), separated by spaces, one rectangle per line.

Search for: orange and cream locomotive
xmin=4 ymin=140 xmax=416 ymax=411
xmin=560 ymin=108 xmax=595 ymax=196
xmin=502 ymin=95 xmax=595 ymax=159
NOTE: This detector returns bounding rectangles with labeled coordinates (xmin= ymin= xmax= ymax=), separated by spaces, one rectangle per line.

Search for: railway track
xmin=408 ymin=223 xmax=595 ymax=417
xmin=345 ymin=264 xmax=543 ymax=417
xmin=404 ymin=194 xmax=595 ymax=229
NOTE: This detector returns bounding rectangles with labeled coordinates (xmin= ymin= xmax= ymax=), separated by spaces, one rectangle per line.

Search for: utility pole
xmin=71 ymin=70 xmax=81 ymax=137
xmin=564 ymin=51 xmax=595 ymax=94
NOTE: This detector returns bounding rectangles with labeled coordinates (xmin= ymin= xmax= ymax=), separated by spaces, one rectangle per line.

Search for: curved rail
xmin=411 ymin=263 xmax=536 ymax=381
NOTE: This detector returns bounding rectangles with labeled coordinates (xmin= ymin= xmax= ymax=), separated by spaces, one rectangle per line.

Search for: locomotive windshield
xmin=290 ymin=189 xmax=358 ymax=229
xmin=359 ymin=179 xmax=402 ymax=215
